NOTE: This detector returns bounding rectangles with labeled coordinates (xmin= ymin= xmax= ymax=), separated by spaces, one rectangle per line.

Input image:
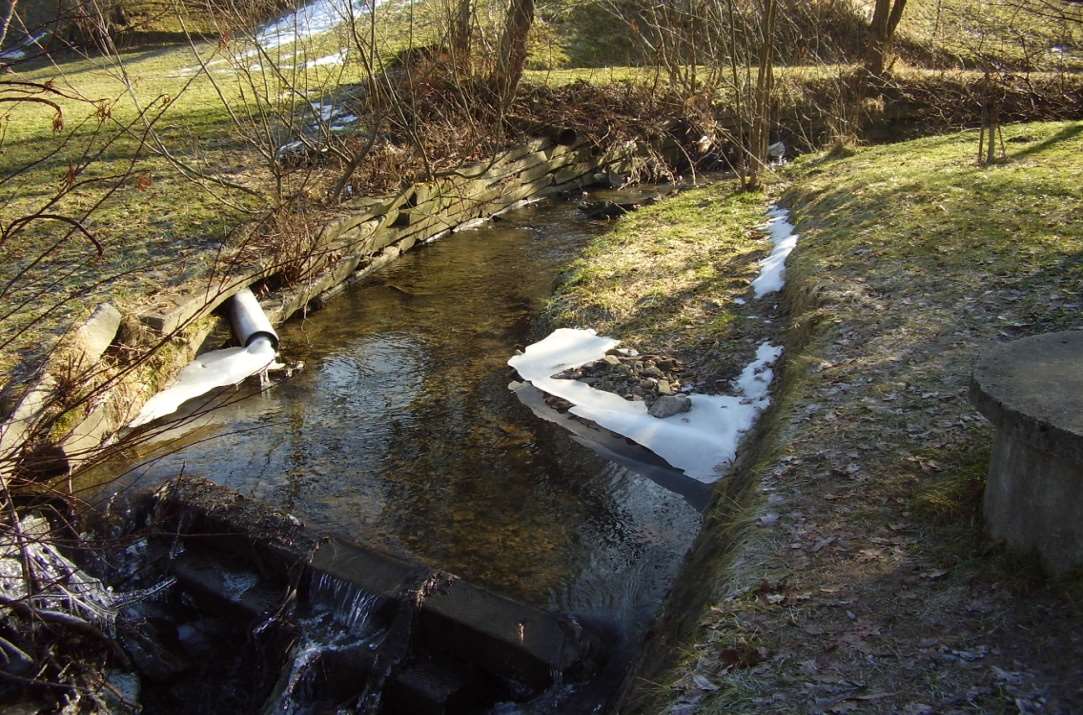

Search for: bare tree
xmin=490 ymin=0 xmax=534 ymax=108
xmin=865 ymin=0 xmax=908 ymax=75
xmin=450 ymin=0 xmax=472 ymax=65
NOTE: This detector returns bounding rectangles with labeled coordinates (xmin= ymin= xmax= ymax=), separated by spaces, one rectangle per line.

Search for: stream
xmin=83 ymin=193 xmax=707 ymax=711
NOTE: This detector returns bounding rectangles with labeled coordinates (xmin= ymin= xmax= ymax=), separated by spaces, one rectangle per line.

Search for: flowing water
xmin=84 ymin=196 xmax=705 ymax=698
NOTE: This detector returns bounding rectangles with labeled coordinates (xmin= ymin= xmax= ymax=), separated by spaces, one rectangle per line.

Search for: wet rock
xmin=648 ymin=395 xmax=692 ymax=418
xmin=103 ymin=670 xmax=141 ymax=712
xmin=176 ymin=617 xmax=233 ymax=658
xmin=553 ymin=346 xmax=689 ymax=413
xmin=120 ymin=627 xmax=191 ymax=682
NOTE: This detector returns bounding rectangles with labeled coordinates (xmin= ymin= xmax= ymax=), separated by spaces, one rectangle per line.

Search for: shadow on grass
xmin=1010 ymin=122 xmax=1083 ymax=161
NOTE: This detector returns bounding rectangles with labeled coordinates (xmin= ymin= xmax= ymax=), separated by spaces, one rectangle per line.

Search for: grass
xmin=0 ymin=11 xmax=394 ymax=380
xmin=786 ymin=120 xmax=1083 ymax=326
xmin=584 ymin=120 xmax=1083 ymax=713
xmin=896 ymin=0 xmax=1083 ymax=70
xmin=548 ymin=181 xmax=778 ymax=385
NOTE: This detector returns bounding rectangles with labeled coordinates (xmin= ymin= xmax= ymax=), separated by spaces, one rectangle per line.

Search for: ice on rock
xmin=130 ymin=337 xmax=279 ymax=428
xmin=509 ymin=328 xmax=782 ymax=483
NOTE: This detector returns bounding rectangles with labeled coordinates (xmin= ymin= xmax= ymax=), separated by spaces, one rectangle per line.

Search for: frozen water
xmin=305 ymin=49 xmax=348 ymax=67
xmin=257 ymin=0 xmax=377 ymax=48
xmin=130 ymin=337 xmax=279 ymax=428
xmin=751 ymin=205 xmax=797 ymax=298
xmin=509 ymin=328 xmax=782 ymax=482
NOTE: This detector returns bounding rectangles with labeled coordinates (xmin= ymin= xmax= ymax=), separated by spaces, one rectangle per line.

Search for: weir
xmin=150 ymin=476 xmax=606 ymax=711
xmin=85 ymin=191 xmax=707 ymax=712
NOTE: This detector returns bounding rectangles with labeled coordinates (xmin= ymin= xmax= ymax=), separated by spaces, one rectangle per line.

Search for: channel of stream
xmin=82 ymin=191 xmax=710 ymax=711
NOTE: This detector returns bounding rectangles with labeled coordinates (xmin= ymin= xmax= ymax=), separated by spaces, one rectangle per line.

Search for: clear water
xmin=84 ymin=197 xmax=703 ymax=647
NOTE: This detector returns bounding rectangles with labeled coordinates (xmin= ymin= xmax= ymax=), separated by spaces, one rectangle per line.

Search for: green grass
xmin=785 ymin=121 xmax=1083 ymax=310
xmin=0 ymin=12 xmax=394 ymax=379
xmin=548 ymin=181 xmax=770 ymax=375
xmin=896 ymin=0 xmax=1083 ymax=70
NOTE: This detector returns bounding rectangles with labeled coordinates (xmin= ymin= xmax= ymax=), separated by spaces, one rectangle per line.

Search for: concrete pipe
xmin=229 ymin=288 xmax=279 ymax=349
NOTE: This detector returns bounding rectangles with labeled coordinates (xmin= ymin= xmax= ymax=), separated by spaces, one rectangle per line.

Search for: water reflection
xmin=83 ymin=198 xmax=703 ymax=645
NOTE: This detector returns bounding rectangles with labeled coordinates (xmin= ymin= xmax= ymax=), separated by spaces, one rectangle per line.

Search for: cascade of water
xmin=307 ymin=570 xmax=383 ymax=633
xmin=263 ymin=571 xmax=390 ymax=713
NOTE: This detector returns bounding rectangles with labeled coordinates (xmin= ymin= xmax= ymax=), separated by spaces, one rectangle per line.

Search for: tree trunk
xmin=451 ymin=0 xmax=472 ymax=66
xmin=865 ymin=0 xmax=907 ymax=76
xmin=745 ymin=0 xmax=776 ymax=188
xmin=490 ymin=0 xmax=534 ymax=108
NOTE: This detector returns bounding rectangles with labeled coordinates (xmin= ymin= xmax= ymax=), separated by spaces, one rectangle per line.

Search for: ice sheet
xmin=130 ymin=337 xmax=278 ymax=427
xmin=751 ymin=205 xmax=798 ymax=298
xmin=509 ymin=328 xmax=782 ymax=482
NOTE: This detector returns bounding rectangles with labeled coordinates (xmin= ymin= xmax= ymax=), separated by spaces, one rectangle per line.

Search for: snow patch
xmin=0 ymin=31 xmax=47 ymax=61
xmin=257 ymin=0 xmax=376 ymax=48
xmin=751 ymin=205 xmax=797 ymax=298
xmin=509 ymin=328 xmax=782 ymax=482
xmin=306 ymin=49 xmax=348 ymax=67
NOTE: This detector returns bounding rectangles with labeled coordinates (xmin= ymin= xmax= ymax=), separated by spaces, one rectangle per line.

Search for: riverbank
xmin=550 ymin=120 xmax=1083 ymax=713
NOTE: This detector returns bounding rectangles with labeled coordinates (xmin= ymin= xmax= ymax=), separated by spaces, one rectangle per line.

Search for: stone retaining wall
xmin=0 ymin=134 xmax=638 ymax=478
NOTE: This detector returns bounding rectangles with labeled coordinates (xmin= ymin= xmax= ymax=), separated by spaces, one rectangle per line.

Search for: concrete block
xmin=971 ymin=330 xmax=1083 ymax=574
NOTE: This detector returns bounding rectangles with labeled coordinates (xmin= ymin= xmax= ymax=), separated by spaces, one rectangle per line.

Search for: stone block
xmin=971 ymin=330 xmax=1083 ymax=575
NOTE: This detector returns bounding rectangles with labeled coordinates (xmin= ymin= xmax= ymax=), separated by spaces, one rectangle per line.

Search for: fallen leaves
xmin=718 ymin=643 xmax=768 ymax=670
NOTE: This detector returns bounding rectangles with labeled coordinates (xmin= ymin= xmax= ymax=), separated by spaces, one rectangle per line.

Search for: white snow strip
xmin=0 ymin=31 xmax=47 ymax=60
xmin=306 ymin=50 xmax=347 ymax=67
xmin=751 ymin=205 xmax=798 ymax=298
xmin=130 ymin=337 xmax=278 ymax=427
xmin=257 ymin=0 xmax=375 ymax=48
xmin=494 ymin=196 xmax=544 ymax=217
xmin=509 ymin=328 xmax=782 ymax=482
xmin=276 ymin=139 xmax=306 ymax=159
xmin=454 ymin=218 xmax=489 ymax=233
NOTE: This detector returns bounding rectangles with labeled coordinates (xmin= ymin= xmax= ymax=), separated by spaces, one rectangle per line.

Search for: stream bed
xmin=84 ymin=194 xmax=707 ymax=711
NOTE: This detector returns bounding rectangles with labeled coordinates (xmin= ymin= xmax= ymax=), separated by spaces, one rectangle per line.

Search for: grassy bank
xmin=551 ymin=121 xmax=1083 ymax=712
xmin=548 ymin=181 xmax=780 ymax=387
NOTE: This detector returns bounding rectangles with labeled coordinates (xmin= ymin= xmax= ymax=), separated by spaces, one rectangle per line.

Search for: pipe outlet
xmin=229 ymin=288 xmax=279 ymax=350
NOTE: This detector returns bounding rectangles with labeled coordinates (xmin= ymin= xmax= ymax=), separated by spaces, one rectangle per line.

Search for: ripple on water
xmin=83 ymin=197 xmax=703 ymax=653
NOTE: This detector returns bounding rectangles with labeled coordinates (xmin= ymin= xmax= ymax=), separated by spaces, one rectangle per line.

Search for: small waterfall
xmin=307 ymin=570 xmax=384 ymax=633
xmin=263 ymin=571 xmax=389 ymax=714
